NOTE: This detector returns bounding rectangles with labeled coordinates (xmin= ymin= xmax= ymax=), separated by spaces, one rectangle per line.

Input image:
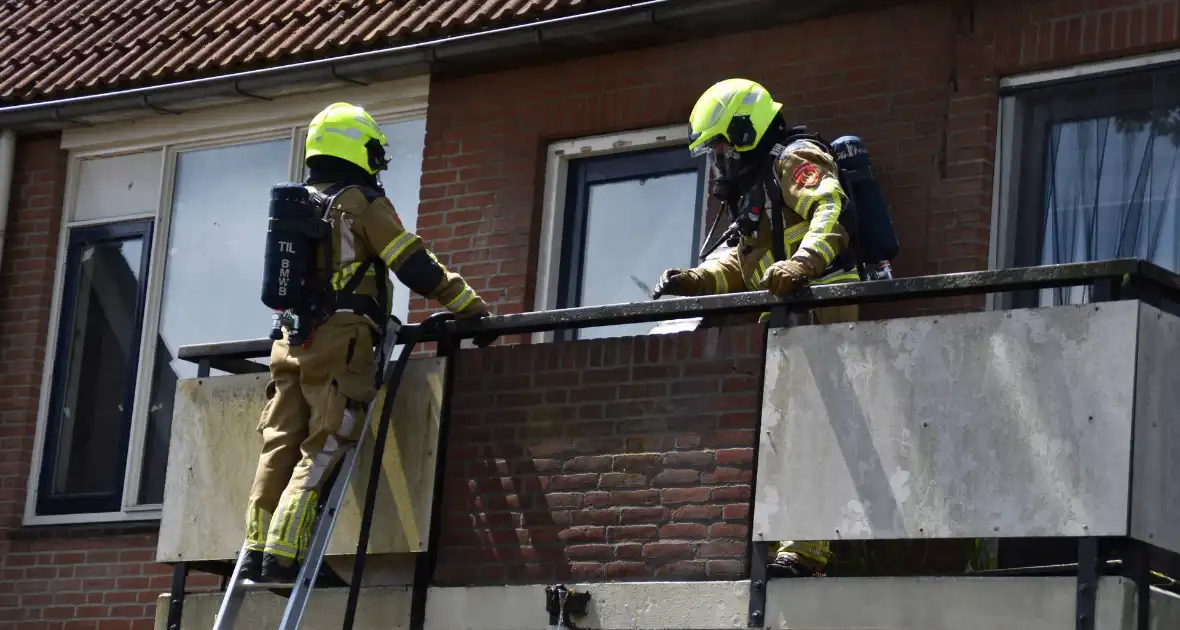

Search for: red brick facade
xmin=0 ymin=0 xmax=1176 ymax=626
xmin=0 ymin=137 xmax=221 ymax=629
xmin=437 ymin=326 xmax=762 ymax=585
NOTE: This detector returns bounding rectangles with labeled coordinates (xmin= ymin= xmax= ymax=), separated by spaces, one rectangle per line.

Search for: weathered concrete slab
xmin=154 ymin=586 xmax=412 ymax=630
xmin=155 ymin=577 xmax=1180 ymax=630
xmin=156 ymin=357 xmax=446 ymax=563
xmin=764 ymin=576 xmax=1180 ymax=630
xmin=754 ymin=302 xmax=1140 ymax=543
xmin=1130 ymin=302 xmax=1180 ymax=556
xmin=423 ymin=581 xmax=751 ymax=629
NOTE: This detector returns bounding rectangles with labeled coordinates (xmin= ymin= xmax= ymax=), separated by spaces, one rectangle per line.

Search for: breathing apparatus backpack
xmin=768 ymin=128 xmax=899 ymax=280
xmin=706 ymin=127 xmax=899 ymax=281
xmin=260 ymin=182 xmax=389 ymax=344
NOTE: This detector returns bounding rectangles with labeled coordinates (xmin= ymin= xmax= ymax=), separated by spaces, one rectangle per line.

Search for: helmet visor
xmin=690 ymin=134 xmax=735 ymax=160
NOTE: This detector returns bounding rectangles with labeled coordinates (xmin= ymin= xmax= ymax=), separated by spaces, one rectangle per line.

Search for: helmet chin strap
xmin=366 ymin=138 xmax=390 ymax=172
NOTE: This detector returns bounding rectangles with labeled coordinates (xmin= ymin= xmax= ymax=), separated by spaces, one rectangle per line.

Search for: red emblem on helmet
xmin=792 ymin=162 xmax=821 ymax=188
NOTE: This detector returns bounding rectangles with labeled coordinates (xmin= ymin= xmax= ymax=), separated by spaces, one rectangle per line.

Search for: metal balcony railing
xmin=170 ymin=258 xmax=1180 ymax=630
xmin=178 ymin=258 xmax=1180 ymax=372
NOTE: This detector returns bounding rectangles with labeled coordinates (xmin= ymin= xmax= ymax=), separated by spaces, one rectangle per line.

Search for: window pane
xmin=1039 ymin=116 xmax=1180 ymax=305
xmin=74 ymin=151 xmax=163 ymax=223
xmin=138 ymin=138 xmax=290 ymax=505
xmin=41 ymin=225 xmax=150 ymax=515
xmin=577 ymin=171 xmax=700 ymax=340
xmin=380 ymin=118 xmax=426 ymax=330
xmin=1014 ymin=67 xmax=1180 ymax=307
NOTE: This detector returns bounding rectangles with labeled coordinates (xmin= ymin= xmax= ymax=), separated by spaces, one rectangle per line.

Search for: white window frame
xmin=988 ymin=48 xmax=1180 ymax=311
xmin=25 ymin=76 xmax=430 ymax=526
xmin=532 ymin=124 xmax=713 ymax=344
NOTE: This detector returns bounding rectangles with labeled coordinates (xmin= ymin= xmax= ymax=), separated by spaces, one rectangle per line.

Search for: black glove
xmin=469 ymin=311 xmax=499 ymax=348
xmin=652 ymin=268 xmax=703 ymax=299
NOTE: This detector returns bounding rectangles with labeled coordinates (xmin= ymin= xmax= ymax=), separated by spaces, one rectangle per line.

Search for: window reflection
xmin=577 ymin=172 xmax=700 ymax=340
xmin=43 ymin=228 xmax=148 ymax=515
xmin=138 ymin=139 xmax=290 ymax=505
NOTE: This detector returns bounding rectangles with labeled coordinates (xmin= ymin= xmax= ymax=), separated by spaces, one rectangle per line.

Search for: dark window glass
xmin=558 ymin=146 xmax=706 ymax=340
xmin=38 ymin=220 xmax=152 ymax=516
xmin=1011 ymin=65 xmax=1180 ymax=306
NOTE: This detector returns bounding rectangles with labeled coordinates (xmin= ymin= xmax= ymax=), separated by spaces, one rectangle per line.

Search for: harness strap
xmin=304 ymin=184 xmax=391 ymax=334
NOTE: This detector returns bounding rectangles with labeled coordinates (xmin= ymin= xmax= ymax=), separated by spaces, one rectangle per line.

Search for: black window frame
xmin=1008 ymin=63 xmax=1180 ymax=307
xmin=555 ymin=144 xmax=707 ymax=341
xmin=37 ymin=219 xmax=154 ymax=516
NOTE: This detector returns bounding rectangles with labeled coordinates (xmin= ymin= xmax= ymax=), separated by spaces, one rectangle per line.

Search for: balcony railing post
xmin=1123 ymin=539 xmax=1152 ymax=630
xmin=1075 ymin=537 xmax=1100 ymax=630
xmin=166 ymin=563 xmax=188 ymax=630
xmin=410 ymin=330 xmax=461 ymax=630
xmin=747 ymin=304 xmax=808 ymax=628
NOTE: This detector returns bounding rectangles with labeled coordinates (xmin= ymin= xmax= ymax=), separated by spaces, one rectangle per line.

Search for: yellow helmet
xmin=305 ymin=102 xmax=389 ymax=175
xmin=687 ymin=78 xmax=782 ymax=158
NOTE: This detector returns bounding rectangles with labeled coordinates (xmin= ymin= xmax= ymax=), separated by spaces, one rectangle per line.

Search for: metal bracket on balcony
xmin=166 ymin=563 xmax=188 ymax=630
xmin=747 ymin=540 xmax=771 ymax=627
xmin=1076 ymin=537 xmax=1099 ymax=630
xmin=1123 ymin=540 xmax=1152 ymax=630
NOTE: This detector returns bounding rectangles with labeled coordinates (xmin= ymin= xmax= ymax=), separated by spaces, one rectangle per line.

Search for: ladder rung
xmin=236 ymin=580 xmax=298 ymax=592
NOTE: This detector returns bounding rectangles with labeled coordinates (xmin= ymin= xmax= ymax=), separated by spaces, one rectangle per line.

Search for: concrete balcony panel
xmin=155 ymin=357 xmax=446 ymax=563
xmin=154 ymin=577 xmax=1180 ymax=629
xmin=153 ymin=586 xmax=412 ymax=630
xmin=753 ymin=300 xmax=1180 ymax=551
xmin=763 ymin=576 xmax=1180 ymax=630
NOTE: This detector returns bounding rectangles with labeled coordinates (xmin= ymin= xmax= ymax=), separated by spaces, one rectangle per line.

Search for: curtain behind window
xmin=1013 ymin=66 xmax=1180 ymax=306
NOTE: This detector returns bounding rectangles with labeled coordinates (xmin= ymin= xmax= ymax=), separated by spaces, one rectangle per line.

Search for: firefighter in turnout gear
xmin=653 ymin=78 xmax=861 ymax=578
xmin=243 ymin=102 xmax=493 ymax=584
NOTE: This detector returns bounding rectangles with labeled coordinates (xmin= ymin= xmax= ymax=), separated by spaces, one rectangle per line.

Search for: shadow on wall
xmin=435 ymin=328 xmax=764 ymax=585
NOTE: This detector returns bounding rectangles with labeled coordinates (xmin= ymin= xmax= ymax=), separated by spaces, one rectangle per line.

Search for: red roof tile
xmin=0 ymin=0 xmax=626 ymax=104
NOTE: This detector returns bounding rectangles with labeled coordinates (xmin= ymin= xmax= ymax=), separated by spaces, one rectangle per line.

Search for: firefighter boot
xmin=767 ymin=551 xmax=824 ymax=578
xmin=241 ymin=549 xmax=263 ymax=582
xmin=259 ymin=552 xmax=348 ymax=588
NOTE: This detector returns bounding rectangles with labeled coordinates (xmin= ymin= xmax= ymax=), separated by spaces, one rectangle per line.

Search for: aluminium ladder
xmin=209 ymin=311 xmax=451 ymax=630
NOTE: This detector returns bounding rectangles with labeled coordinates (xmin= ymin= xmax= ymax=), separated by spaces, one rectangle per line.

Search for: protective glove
xmin=762 ymin=259 xmax=811 ymax=298
xmin=466 ymin=310 xmax=499 ymax=348
xmin=652 ymin=268 xmax=704 ymax=299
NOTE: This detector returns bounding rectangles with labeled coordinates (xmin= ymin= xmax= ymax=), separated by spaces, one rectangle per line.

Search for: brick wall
xmin=414 ymin=0 xmax=1180 ymax=325
xmin=0 ymin=135 xmax=220 ymax=630
xmin=435 ymin=326 xmax=763 ymax=585
xmin=0 ymin=134 xmax=65 ymax=534
xmin=418 ymin=0 xmax=1180 ymax=583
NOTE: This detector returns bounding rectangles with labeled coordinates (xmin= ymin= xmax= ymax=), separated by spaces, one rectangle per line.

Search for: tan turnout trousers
xmin=244 ymin=313 xmax=378 ymax=563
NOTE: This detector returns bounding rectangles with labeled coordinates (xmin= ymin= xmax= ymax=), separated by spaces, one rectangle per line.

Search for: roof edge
xmin=0 ymin=0 xmax=858 ymax=132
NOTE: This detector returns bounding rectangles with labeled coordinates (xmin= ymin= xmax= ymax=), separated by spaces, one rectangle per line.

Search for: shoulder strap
xmin=320 ymin=183 xmax=390 ymax=326
xmin=760 ymin=152 xmax=788 ymax=264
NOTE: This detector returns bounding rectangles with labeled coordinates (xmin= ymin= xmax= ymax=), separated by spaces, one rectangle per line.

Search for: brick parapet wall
xmin=434 ymin=326 xmax=763 ymax=585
